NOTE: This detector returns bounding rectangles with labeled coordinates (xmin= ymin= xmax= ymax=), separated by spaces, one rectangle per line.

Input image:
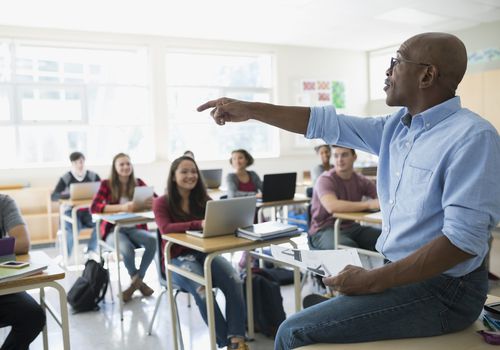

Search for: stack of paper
xmin=236 ymin=221 xmax=302 ymax=241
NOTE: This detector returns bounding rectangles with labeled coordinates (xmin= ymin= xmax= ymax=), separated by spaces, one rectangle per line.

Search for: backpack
xmin=242 ymin=268 xmax=287 ymax=337
xmin=67 ymin=259 xmax=109 ymax=313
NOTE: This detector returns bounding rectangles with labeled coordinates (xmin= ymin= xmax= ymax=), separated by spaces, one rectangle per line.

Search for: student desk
xmin=95 ymin=212 xmax=155 ymax=321
xmin=333 ymin=212 xmax=383 ymax=258
xmin=296 ymin=295 xmax=500 ymax=350
xmin=59 ymin=199 xmax=93 ymax=267
xmin=163 ymin=233 xmax=302 ymax=350
xmin=0 ymin=251 xmax=70 ymax=349
xmin=257 ymin=194 xmax=311 ymax=222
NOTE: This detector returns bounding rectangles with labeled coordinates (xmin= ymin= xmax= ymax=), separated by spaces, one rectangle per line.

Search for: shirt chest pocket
xmin=397 ymin=165 xmax=433 ymax=215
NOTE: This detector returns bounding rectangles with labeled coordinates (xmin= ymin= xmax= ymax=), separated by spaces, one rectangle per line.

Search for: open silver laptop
xmin=186 ymin=196 xmax=256 ymax=238
xmin=69 ymin=182 xmax=100 ymax=200
xmin=200 ymin=169 xmax=222 ymax=189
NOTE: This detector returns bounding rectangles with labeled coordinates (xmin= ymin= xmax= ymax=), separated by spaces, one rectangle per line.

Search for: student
xmin=153 ymin=156 xmax=248 ymax=350
xmin=183 ymin=150 xmax=195 ymax=159
xmin=226 ymin=149 xmax=262 ymax=198
xmin=90 ymin=153 xmax=156 ymax=302
xmin=311 ymin=144 xmax=333 ymax=186
xmin=197 ymin=32 xmax=500 ymax=349
xmin=51 ymin=151 xmax=100 ymax=256
xmin=309 ymin=146 xmax=380 ymax=251
xmin=0 ymin=195 xmax=46 ymax=350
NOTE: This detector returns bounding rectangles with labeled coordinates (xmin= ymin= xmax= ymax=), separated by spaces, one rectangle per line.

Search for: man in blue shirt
xmin=198 ymin=32 xmax=500 ymax=349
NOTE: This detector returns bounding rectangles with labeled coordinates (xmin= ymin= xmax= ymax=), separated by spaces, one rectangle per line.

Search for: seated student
xmin=183 ymin=150 xmax=195 ymax=159
xmin=309 ymin=146 xmax=381 ymax=251
xmin=0 ymin=195 xmax=46 ymax=350
xmin=90 ymin=152 xmax=156 ymax=302
xmin=311 ymin=144 xmax=333 ymax=186
xmin=153 ymin=156 xmax=248 ymax=350
xmin=226 ymin=149 xmax=262 ymax=198
xmin=51 ymin=151 xmax=100 ymax=256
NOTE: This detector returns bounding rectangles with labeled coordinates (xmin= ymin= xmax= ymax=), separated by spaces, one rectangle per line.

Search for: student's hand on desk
xmin=323 ymin=265 xmax=385 ymax=295
xmin=366 ymin=199 xmax=380 ymax=211
xmin=143 ymin=197 xmax=153 ymax=210
xmin=256 ymin=193 xmax=262 ymax=199
xmin=197 ymin=97 xmax=251 ymax=126
xmin=122 ymin=201 xmax=136 ymax=213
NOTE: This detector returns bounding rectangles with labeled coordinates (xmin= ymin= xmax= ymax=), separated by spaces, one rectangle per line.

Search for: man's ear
xmin=419 ymin=65 xmax=439 ymax=88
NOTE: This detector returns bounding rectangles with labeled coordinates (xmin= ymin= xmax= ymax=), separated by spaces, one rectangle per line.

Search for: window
xmin=165 ymin=50 xmax=278 ymax=161
xmin=0 ymin=40 xmax=153 ymax=168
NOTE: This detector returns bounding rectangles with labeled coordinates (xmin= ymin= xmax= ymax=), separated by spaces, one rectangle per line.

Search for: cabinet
xmin=0 ymin=187 xmax=59 ymax=245
xmin=457 ymin=69 xmax=500 ymax=132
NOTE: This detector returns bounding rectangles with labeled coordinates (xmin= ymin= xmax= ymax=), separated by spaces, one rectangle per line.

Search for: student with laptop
xmin=0 ymin=194 xmax=46 ymax=350
xmin=153 ymin=156 xmax=249 ymax=350
xmin=51 ymin=151 xmax=101 ymax=257
xmin=226 ymin=149 xmax=262 ymax=198
xmin=309 ymin=146 xmax=381 ymax=251
xmin=90 ymin=152 xmax=156 ymax=302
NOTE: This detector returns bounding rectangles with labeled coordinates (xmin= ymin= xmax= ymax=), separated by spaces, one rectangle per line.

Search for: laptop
xmin=69 ymin=182 xmax=100 ymax=200
xmin=0 ymin=236 xmax=15 ymax=263
xmin=200 ymin=169 xmax=222 ymax=189
xmin=132 ymin=186 xmax=154 ymax=206
xmin=261 ymin=173 xmax=297 ymax=202
xmin=186 ymin=196 xmax=256 ymax=238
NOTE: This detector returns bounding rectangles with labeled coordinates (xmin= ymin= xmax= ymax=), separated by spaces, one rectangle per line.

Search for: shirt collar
xmin=399 ymin=96 xmax=462 ymax=131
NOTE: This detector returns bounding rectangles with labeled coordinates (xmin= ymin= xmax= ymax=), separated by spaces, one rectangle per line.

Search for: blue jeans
xmin=309 ymin=224 xmax=381 ymax=251
xmin=275 ymin=266 xmax=488 ymax=349
xmin=105 ymin=227 xmax=156 ymax=279
xmin=171 ymin=251 xmax=246 ymax=348
xmin=64 ymin=208 xmax=98 ymax=256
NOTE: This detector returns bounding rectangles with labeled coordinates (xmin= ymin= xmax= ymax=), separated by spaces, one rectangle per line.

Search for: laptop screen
xmin=262 ymin=173 xmax=297 ymax=202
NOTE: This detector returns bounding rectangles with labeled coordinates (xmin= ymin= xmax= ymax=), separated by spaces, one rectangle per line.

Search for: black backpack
xmin=243 ymin=268 xmax=287 ymax=337
xmin=67 ymin=259 xmax=109 ymax=313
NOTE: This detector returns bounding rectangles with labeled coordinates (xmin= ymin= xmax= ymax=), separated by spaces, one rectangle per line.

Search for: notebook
xmin=186 ymin=196 xmax=256 ymax=238
xmin=132 ymin=186 xmax=154 ymax=206
xmin=261 ymin=173 xmax=297 ymax=202
xmin=0 ymin=262 xmax=47 ymax=283
xmin=69 ymin=181 xmax=100 ymax=200
xmin=200 ymin=169 xmax=223 ymax=189
xmin=0 ymin=237 xmax=15 ymax=263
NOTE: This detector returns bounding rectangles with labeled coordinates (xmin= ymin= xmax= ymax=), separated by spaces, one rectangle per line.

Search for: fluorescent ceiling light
xmin=376 ymin=7 xmax=449 ymax=26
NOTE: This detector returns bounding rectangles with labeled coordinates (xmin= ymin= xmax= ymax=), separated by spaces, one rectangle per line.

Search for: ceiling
xmin=1 ymin=0 xmax=500 ymax=51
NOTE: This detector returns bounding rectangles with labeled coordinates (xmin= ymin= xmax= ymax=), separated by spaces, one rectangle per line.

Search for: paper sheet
xmin=270 ymin=245 xmax=362 ymax=277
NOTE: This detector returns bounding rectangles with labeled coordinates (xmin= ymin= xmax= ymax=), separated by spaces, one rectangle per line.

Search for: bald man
xmin=198 ymin=32 xmax=500 ymax=349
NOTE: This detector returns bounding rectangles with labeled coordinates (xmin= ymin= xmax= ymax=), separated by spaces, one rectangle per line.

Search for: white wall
xmin=0 ymin=25 xmax=368 ymax=192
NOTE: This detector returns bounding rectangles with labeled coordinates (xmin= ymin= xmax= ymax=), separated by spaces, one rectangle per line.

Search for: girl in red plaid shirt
xmin=91 ymin=153 xmax=156 ymax=302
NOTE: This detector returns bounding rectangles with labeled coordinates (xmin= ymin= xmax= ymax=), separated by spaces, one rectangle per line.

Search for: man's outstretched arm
xmin=197 ymin=98 xmax=311 ymax=134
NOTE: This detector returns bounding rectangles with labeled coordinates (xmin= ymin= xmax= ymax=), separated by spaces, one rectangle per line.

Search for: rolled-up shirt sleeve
xmin=442 ymin=129 xmax=500 ymax=264
xmin=306 ymin=106 xmax=388 ymax=156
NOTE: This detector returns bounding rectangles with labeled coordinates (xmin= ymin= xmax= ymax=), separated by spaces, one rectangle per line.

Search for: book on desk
xmin=0 ymin=263 xmax=47 ymax=283
xmin=236 ymin=221 xmax=302 ymax=241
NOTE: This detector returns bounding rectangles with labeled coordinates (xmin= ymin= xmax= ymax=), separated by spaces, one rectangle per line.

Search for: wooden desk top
xmin=162 ymin=233 xmax=295 ymax=254
xmin=256 ymin=194 xmax=310 ymax=208
xmin=0 ymin=251 xmax=65 ymax=290
xmin=333 ymin=212 xmax=382 ymax=224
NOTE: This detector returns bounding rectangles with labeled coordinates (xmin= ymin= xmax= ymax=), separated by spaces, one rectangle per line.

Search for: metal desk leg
xmin=48 ymin=281 xmax=71 ymax=349
xmin=289 ymin=240 xmax=301 ymax=312
xmin=165 ymin=241 xmax=179 ymax=350
xmin=40 ymin=287 xmax=49 ymax=350
xmin=246 ymin=250 xmax=255 ymax=339
xmin=113 ymin=225 xmax=124 ymax=321
xmin=60 ymin=205 xmax=69 ymax=268
xmin=334 ymin=218 xmax=341 ymax=249
xmin=71 ymin=207 xmax=80 ymax=266
xmin=204 ymin=253 xmax=217 ymax=350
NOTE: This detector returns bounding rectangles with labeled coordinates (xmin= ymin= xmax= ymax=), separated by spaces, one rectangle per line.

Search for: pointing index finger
xmin=197 ymin=100 xmax=218 ymax=112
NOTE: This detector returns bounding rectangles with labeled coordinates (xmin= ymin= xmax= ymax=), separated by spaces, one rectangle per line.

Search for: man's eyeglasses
xmin=389 ymin=57 xmax=432 ymax=70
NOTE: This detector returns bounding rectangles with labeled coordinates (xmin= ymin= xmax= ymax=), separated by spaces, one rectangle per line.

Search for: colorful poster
xmin=299 ymin=79 xmax=345 ymax=108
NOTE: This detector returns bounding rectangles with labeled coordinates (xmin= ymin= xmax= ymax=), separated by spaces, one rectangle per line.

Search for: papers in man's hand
xmin=270 ymin=245 xmax=362 ymax=277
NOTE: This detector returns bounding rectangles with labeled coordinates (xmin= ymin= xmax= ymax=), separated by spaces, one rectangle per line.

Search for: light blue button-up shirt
xmin=306 ymin=96 xmax=500 ymax=277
